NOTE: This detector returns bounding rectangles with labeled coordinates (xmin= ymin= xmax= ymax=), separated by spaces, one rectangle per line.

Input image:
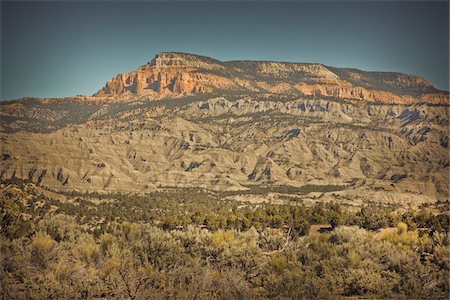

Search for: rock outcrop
xmin=94 ymin=52 xmax=449 ymax=104
xmin=95 ymin=53 xmax=235 ymax=98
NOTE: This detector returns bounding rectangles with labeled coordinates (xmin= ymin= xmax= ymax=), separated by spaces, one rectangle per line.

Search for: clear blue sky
xmin=1 ymin=1 xmax=449 ymax=100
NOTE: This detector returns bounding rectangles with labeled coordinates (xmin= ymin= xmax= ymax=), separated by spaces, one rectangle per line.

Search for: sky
xmin=1 ymin=1 xmax=449 ymax=100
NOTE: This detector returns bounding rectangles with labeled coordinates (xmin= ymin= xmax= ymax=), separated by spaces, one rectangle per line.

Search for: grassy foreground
xmin=1 ymin=184 xmax=449 ymax=299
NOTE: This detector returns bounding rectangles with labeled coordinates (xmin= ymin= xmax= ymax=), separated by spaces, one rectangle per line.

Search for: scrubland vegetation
xmin=1 ymin=184 xmax=449 ymax=299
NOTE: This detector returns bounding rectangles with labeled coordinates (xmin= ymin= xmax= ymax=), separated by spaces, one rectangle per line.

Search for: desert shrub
xmin=30 ymin=231 xmax=57 ymax=269
xmin=329 ymin=226 xmax=372 ymax=245
xmin=128 ymin=224 xmax=186 ymax=271
xmin=397 ymin=222 xmax=408 ymax=235
xmin=428 ymin=213 xmax=450 ymax=233
xmin=100 ymin=232 xmax=116 ymax=256
xmin=257 ymin=227 xmax=286 ymax=253
xmin=0 ymin=237 xmax=29 ymax=298
xmin=37 ymin=214 xmax=80 ymax=242
xmin=170 ymin=225 xmax=210 ymax=257
xmin=382 ymin=230 xmax=419 ymax=250
xmin=357 ymin=207 xmax=393 ymax=230
xmin=74 ymin=233 xmax=101 ymax=265
xmin=0 ymin=195 xmax=32 ymax=239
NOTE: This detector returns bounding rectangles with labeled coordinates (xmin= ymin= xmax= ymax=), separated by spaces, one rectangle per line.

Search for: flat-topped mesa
xmin=94 ymin=52 xmax=449 ymax=104
xmin=148 ymin=52 xmax=224 ymax=69
xmin=151 ymin=52 xmax=187 ymax=67
xmin=94 ymin=52 xmax=233 ymax=98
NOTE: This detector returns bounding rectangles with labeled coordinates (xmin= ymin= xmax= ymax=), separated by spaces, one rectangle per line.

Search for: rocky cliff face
xmin=95 ymin=53 xmax=234 ymax=98
xmin=94 ymin=52 xmax=449 ymax=104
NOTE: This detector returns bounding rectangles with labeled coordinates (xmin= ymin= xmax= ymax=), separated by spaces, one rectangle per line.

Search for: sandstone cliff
xmin=94 ymin=52 xmax=448 ymax=104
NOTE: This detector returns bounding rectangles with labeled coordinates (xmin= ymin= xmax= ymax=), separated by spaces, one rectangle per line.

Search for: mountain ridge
xmin=94 ymin=52 xmax=448 ymax=104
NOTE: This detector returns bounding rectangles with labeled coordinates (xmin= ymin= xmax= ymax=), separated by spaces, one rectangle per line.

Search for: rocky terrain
xmin=95 ymin=52 xmax=448 ymax=104
xmin=0 ymin=53 xmax=448 ymax=205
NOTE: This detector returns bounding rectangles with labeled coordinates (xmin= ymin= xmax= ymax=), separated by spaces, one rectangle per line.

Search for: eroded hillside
xmin=1 ymin=94 xmax=448 ymax=205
